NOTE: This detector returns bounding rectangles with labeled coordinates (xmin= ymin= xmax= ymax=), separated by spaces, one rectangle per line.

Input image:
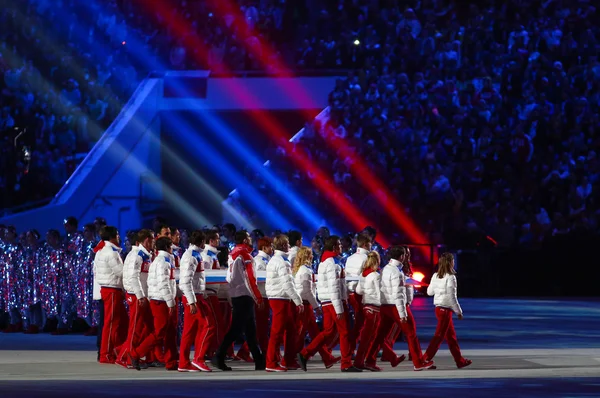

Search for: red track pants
xmin=301 ymin=302 xmax=352 ymax=369
xmin=266 ymin=299 xmax=298 ymax=369
xmin=237 ymin=298 xmax=270 ymax=357
xmin=179 ymin=295 xmax=216 ymax=367
xmin=348 ymin=293 xmax=363 ymax=352
xmin=353 ymin=305 xmax=381 ymax=367
xmin=296 ymin=303 xmax=338 ymax=364
xmin=206 ymin=294 xmax=225 ymax=356
xmin=145 ymin=300 xmax=178 ymax=367
xmin=99 ymin=287 xmax=128 ymax=363
xmin=117 ymin=294 xmax=153 ymax=364
xmin=372 ymin=305 xmax=424 ymax=367
xmin=424 ymin=307 xmax=465 ymax=364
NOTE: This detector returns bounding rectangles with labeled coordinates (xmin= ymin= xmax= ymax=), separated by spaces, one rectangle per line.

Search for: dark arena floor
xmin=1 ymin=298 xmax=599 ymax=398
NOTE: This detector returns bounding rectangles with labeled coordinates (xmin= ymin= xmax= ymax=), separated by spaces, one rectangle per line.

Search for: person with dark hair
xmin=212 ymin=230 xmax=265 ymax=371
xmin=94 ymin=226 xmax=127 ymax=364
xmin=236 ymin=236 xmax=273 ymax=362
xmin=423 ymin=253 xmax=471 ymax=369
xmin=202 ymin=229 xmax=227 ymax=357
xmin=374 ymin=246 xmax=434 ymax=371
xmin=141 ymin=236 xmax=178 ymax=371
xmin=94 ymin=218 xmax=107 ymax=241
xmin=221 ymin=223 xmax=236 ymax=249
xmin=344 ymin=233 xmax=372 ymax=352
xmin=298 ymin=236 xmax=361 ymax=373
xmin=155 ymin=224 xmax=171 ymax=239
xmin=287 ymin=230 xmax=302 ymax=265
xmin=265 ymin=234 xmax=304 ymax=372
xmin=116 ymin=229 xmax=154 ymax=369
xmin=178 ymin=230 xmax=216 ymax=372
xmin=250 ymin=229 xmax=265 ymax=255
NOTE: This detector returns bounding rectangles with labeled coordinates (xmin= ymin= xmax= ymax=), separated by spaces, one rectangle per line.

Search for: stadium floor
xmin=1 ymin=298 xmax=599 ymax=397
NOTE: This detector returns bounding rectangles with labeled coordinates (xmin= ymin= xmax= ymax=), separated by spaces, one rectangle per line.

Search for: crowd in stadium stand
xmin=2 ymin=0 xmax=600 ymax=248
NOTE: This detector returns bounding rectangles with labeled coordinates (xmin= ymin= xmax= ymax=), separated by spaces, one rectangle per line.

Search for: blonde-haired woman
xmin=423 ymin=253 xmax=471 ymax=368
xmin=293 ymin=246 xmax=341 ymax=369
xmin=353 ymin=251 xmax=384 ymax=370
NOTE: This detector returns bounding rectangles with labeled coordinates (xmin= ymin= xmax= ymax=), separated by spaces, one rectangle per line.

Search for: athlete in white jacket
xmin=116 ymin=229 xmax=154 ymax=368
xmin=202 ymin=230 xmax=226 ymax=357
xmin=178 ymin=231 xmax=216 ymax=372
xmin=265 ymin=236 xmax=303 ymax=372
xmin=344 ymin=233 xmax=372 ymax=351
xmin=287 ymin=230 xmax=302 ymax=266
xmin=94 ymin=226 xmax=127 ymax=364
xmin=374 ymin=246 xmax=433 ymax=371
xmin=298 ymin=236 xmax=361 ymax=373
xmin=353 ymin=251 xmax=383 ymax=370
xmin=423 ymin=252 xmax=471 ymax=369
xmin=146 ymin=237 xmax=178 ymax=370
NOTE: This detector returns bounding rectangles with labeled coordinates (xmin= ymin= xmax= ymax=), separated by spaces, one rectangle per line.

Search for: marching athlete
xmin=116 ymin=229 xmax=154 ymax=368
xmin=293 ymin=246 xmax=341 ymax=369
xmin=202 ymin=230 xmax=226 ymax=356
xmin=423 ymin=253 xmax=472 ymax=369
xmin=344 ymin=233 xmax=372 ymax=351
xmin=353 ymin=251 xmax=383 ymax=370
xmin=265 ymin=234 xmax=304 ymax=372
xmin=298 ymin=236 xmax=361 ymax=373
xmin=236 ymin=236 xmax=273 ymax=362
xmin=142 ymin=237 xmax=178 ymax=371
xmin=178 ymin=230 xmax=216 ymax=372
xmin=212 ymin=231 xmax=265 ymax=371
xmin=287 ymin=230 xmax=302 ymax=266
xmin=373 ymin=246 xmax=433 ymax=371
xmin=95 ymin=226 xmax=128 ymax=364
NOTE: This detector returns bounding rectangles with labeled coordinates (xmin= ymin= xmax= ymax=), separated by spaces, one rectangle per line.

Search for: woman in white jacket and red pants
xmin=423 ymin=253 xmax=471 ymax=368
xmin=265 ymin=235 xmax=304 ymax=372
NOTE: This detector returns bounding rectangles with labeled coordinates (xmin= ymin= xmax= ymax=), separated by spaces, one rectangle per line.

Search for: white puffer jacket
xmin=179 ymin=245 xmax=206 ymax=305
xmin=254 ymin=251 xmax=270 ymax=296
xmin=380 ymin=259 xmax=407 ymax=318
xmin=123 ymin=245 xmax=152 ymax=299
xmin=266 ymin=250 xmax=302 ymax=305
xmin=427 ymin=272 xmax=462 ymax=315
xmin=294 ymin=263 xmax=319 ymax=308
xmin=288 ymin=246 xmax=299 ymax=266
xmin=345 ymin=247 xmax=369 ymax=293
xmin=317 ymin=255 xmax=347 ymax=315
xmin=94 ymin=241 xmax=124 ymax=289
xmin=147 ymin=250 xmax=176 ymax=308
xmin=356 ymin=269 xmax=381 ymax=306
xmin=202 ymin=245 xmax=220 ymax=297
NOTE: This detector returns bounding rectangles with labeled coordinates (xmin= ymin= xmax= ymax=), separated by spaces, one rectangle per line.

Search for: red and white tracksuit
xmin=237 ymin=251 xmax=271 ymax=358
xmin=117 ymin=245 xmax=153 ymax=364
xmin=371 ymin=260 xmax=425 ymax=368
xmin=202 ymin=245 xmax=227 ymax=356
xmin=345 ymin=247 xmax=369 ymax=351
xmin=94 ymin=241 xmax=128 ymax=363
xmin=424 ymin=272 xmax=468 ymax=366
xmin=265 ymin=251 xmax=303 ymax=369
xmin=353 ymin=268 xmax=381 ymax=367
xmin=300 ymin=251 xmax=353 ymax=370
xmin=294 ymin=262 xmax=338 ymax=365
xmin=144 ymin=251 xmax=177 ymax=367
xmin=179 ymin=244 xmax=216 ymax=367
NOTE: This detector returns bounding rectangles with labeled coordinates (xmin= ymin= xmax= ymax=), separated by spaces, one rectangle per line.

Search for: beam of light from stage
xmin=9 ymin=3 xmax=256 ymax=230
xmin=134 ymin=0 xmax=388 ymax=245
xmin=208 ymin=0 xmax=430 ymax=251
xmin=162 ymin=112 xmax=295 ymax=232
xmin=186 ymin=110 xmax=326 ymax=235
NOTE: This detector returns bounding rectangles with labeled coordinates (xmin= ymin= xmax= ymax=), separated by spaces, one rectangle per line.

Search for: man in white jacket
xmin=94 ymin=226 xmax=127 ymax=364
xmin=236 ymin=236 xmax=273 ymax=362
xmin=344 ymin=233 xmax=372 ymax=351
xmin=116 ymin=229 xmax=154 ymax=368
xmin=374 ymin=246 xmax=434 ymax=371
xmin=298 ymin=236 xmax=361 ymax=373
xmin=202 ymin=230 xmax=226 ymax=357
xmin=265 ymin=234 xmax=304 ymax=372
xmin=144 ymin=237 xmax=178 ymax=371
xmin=178 ymin=230 xmax=216 ymax=372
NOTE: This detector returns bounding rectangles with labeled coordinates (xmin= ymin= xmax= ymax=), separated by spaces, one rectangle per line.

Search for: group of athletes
xmin=94 ymin=224 xmax=472 ymax=373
